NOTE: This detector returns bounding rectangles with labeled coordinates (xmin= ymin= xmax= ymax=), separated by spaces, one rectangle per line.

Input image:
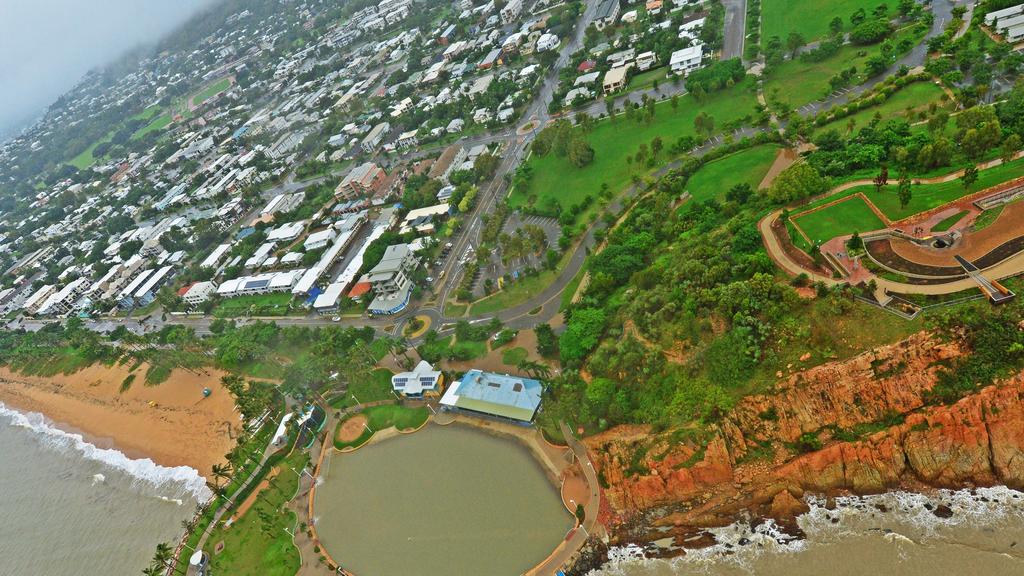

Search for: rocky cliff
xmin=583 ymin=331 xmax=1024 ymax=547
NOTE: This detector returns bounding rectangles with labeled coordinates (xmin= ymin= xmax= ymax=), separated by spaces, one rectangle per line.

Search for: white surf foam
xmin=0 ymin=402 xmax=212 ymax=502
xmin=591 ymin=486 xmax=1024 ymax=575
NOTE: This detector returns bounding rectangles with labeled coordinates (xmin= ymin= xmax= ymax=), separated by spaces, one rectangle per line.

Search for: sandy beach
xmin=0 ymin=363 xmax=240 ymax=478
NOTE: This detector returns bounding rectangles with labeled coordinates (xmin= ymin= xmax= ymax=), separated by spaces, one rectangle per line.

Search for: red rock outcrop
xmin=584 ymin=331 xmax=1024 ymax=543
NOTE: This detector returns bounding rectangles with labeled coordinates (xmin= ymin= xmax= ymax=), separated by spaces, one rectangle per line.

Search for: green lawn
xmin=192 ymin=77 xmax=232 ymax=106
xmin=334 ymin=403 xmax=430 ymax=449
xmin=329 ymin=368 xmax=395 ymax=409
xmin=931 ymin=210 xmax=968 ymax=232
xmin=502 ymin=346 xmax=529 ymax=366
xmin=626 ymin=67 xmax=669 ymax=92
xmin=815 ymin=81 xmax=949 ymax=134
xmin=858 ymin=156 xmax=1024 ymax=221
xmin=68 ymin=132 xmax=114 ymax=169
xmin=213 ymin=293 xmax=294 ymax=318
xmin=685 ymin=145 xmax=780 ymax=202
xmin=793 ymin=195 xmax=886 ymax=244
xmin=469 ymin=249 xmax=575 ymax=315
xmin=761 ymin=0 xmax=889 ymax=45
xmin=511 ymin=76 xmax=759 ymax=215
xmin=765 ymin=26 xmax=927 ymax=109
xmin=208 ymin=450 xmax=307 ymax=576
xmin=131 ymin=113 xmax=172 ymax=140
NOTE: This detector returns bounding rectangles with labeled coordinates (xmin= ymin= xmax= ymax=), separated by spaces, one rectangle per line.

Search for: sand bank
xmin=0 ymin=363 xmax=240 ymax=478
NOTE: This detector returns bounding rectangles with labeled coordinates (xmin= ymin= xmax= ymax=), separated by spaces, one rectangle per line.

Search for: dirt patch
xmin=561 ymin=466 xmax=590 ymax=513
xmin=231 ymin=466 xmax=280 ymax=522
xmin=336 ymin=414 xmax=368 ymax=444
xmin=889 ymin=201 xmax=1024 ymax=267
xmin=758 ymin=148 xmax=798 ymax=190
xmin=865 ymin=239 xmax=966 ymax=277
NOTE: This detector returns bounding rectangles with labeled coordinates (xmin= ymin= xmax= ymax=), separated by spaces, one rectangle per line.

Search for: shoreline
xmin=0 ymin=363 xmax=241 ymax=478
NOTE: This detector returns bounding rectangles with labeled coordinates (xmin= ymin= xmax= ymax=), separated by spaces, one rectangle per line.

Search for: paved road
xmin=721 ymin=0 xmax=748 ymax=61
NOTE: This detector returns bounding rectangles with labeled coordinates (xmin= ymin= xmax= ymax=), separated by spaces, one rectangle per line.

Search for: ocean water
xmin=592 ymin=488 xmax=1024 ymax=576
xmin=0 ymin=404 xmax=208 ymax=575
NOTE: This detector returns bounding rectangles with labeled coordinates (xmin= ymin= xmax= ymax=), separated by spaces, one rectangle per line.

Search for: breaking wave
xmin=590 ymin=487 xmax=1024 ymax=575
xmin=0 ymin=402 xmax=212 ymax=502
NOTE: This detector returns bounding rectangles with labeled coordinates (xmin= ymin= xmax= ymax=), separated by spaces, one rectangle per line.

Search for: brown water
xmin=592 ymin=488 xmax=1024 ymax=576
xmin=314 ymin=423 xmax=573 ymax=576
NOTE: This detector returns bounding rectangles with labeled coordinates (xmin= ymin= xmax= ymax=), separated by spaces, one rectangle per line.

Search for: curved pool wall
xmin=314 ymin=423 xmax=573 ymax=575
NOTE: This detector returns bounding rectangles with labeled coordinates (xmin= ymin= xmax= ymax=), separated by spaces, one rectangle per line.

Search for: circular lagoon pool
xmin=314 ymin=424 xmax=573 ymax=575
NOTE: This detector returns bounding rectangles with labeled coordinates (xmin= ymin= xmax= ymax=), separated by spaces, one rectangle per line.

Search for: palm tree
xmin=151 ymin=541 xmax=173 ymax=569
xmin=211 ymin=462 xmax=233 ymax=487
xmin=142 ymin=566 xmax=162 ymax=576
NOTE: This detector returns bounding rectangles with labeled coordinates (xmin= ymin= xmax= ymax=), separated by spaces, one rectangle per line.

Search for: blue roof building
xmin=439 ymin=370 xmax=543 ymax=423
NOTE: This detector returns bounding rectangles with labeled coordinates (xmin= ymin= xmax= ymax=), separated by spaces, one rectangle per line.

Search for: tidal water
xmin=0 ymin=404 xmax=205 ymax=575
xmin=593 ymin=487 xmax=1024 ymax=576
xmin=314 ymin=423 xmax=574 ymax=576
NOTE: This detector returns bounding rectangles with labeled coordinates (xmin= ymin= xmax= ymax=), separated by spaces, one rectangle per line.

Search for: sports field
xmin=510 ymin=76 xmax=759 ymax=217
xmin=793 ymin=195 xmax=886 ymax=244
xmin=761 ymin=0 xmax=890 ymax=45
xmin=192 ymin=77 xmax=232 ymax=107
xmin=685 ymin=145 xmax=781 ymax=203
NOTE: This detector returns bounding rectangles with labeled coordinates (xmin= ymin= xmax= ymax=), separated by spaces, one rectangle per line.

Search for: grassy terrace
xmin=814 ymin=81 xmax=949 ymax=134
xmin=858 ymin=156 xmax=1024 ymax=221
xmin=932 ymin=210 xmax=968 ymax=232
xmin=510 ymin=76 xmax=759 ymax=215
xmin=761 ymin=0 xmax=889 ymax=45
xmin=685 ymin=145 xmax=780 ymax=201
xmin=765 ymin=25 xmax=927 ymax=109
xmin=793 ymin=195 xmax=886 ymax=244
xmin=333 ymin=403 xmax=430 ymax=450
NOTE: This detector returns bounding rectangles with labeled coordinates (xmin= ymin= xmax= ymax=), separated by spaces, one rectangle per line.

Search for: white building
xmin=670 ymin=44 xmax=704 ymax=76
xmin=304 ymin=228 xmax=337 ymax=251
xmin=500 ymin=0 xmax=522 ymax=25
xmin=182 ymin=281 xmax=218 ymax=307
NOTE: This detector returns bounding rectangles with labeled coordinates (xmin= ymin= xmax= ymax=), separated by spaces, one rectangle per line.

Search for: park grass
xmin=685 ymin=145 xmax=781 ymax=202
xmin=444 ymin=301 xmax=469 ymax=317
xmin=192 ymin=77 xmax=232 ymax=107
xmin=814 ymin=81 xmax=949 ymax=134
xmin=469 ymin=248 xmax=575 ymax=315
xmin=793 ymin=195 xmax=886 ymax=244
xmin=761 ymin=0 xmax=889 ymax=45
xmin=129 ymin=105 xmax=161 ymax=122
xmin=207 ymin=449 xmax=307 ymax=576
xmin=972 ymin=204 xmax=1006 ymax=232
xmin=931 ymin=210 xmax=969 ymax=232
xmin=857 ymin=156 xmax=1024 ymax=221
xmin=333 ymin=403 xmax=430 ymax=450
xmin=764 ymin=25 xmax=927 ymax=109
xmin=213 ymin=293 xmax=294 ymax=318
xmin=68 ymin=132 xmax=113 ymax=169
xmin=502 ymin=346 xmax=529 ymax=366
xmin=510 ymin=76 xmax=759 ymax=215
xmin=329 ymin=368 xmax=395 ymax=409
xmin=131 ymin=113 xmax=172 ymax=140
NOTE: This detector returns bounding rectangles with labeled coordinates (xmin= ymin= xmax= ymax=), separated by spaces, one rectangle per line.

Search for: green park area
xmin=329 ymin=368 xmax=396 ymax=408
xmin=793 ymin=195 xmax=886 ymax=245
xmin=815 ymin=81 xmax=949 ymax=134
xmin=207 ymin=450 xmax=308 ymax=576
xmin=334 ymin=403 xmax=430 ymax=450
xmin=858 ymin=156 xmax=1024 ymax=221
xmin=69 ymin=132 xmax=114 ymax=169
xmin=131 ymin=113 xmax=173 ymax=140
xmin=764 ymin=26 xmax=926 ymax=109
xmin=510 ymin=76 xmax=759 ymax=215
xmin=684 ymin=145 xmax=780 ymax=202
xmin=626 ymin=67 xmax=669 ymax=92
xmin=192 ymin=77 xmax=233 ymax=107
xmin=761 ymin=0 xmax=890 ymax=45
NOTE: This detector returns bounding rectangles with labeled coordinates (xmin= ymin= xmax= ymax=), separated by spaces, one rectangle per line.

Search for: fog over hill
xmin=0 ymin=0 xmax=218 ymax=140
